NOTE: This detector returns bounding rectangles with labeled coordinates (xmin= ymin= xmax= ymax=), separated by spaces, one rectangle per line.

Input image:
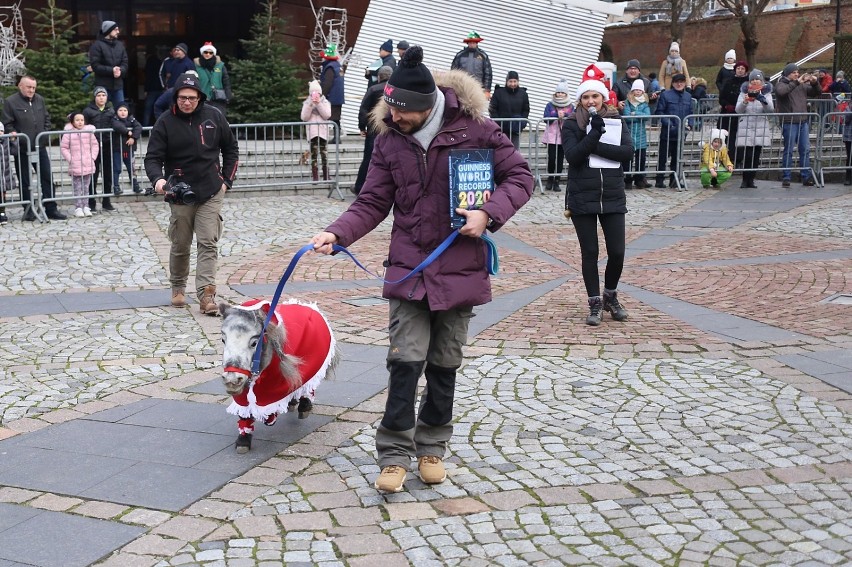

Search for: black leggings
xmin=570 ymin=213 xmax=626 ymax=297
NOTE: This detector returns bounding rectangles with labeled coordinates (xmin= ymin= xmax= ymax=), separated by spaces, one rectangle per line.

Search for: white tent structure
xmin=339 ymin=0 xmax=625 ymax=134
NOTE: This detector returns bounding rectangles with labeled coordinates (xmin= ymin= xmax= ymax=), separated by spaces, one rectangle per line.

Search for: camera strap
xmin=249 ymin=230 xmax=498 ymax=376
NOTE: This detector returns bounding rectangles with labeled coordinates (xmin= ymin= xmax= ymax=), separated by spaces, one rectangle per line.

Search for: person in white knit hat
xmin=659 ymin=41 xmax=689 ymax=90
xmin=621 ymin=79 xmax=652 ymax=189
xmin=300 ymin=79 xmax=332 ymax=181
xmin=715 ymin=48 xmax=737 ymax=93
xmin=562 ymin=64 xmax=634 ymax=326
xmin=194 ymin=41 xmax=232 ymax=115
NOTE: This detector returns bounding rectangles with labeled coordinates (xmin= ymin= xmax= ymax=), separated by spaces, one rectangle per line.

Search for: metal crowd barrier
xmin=229 ymin=121 xmax=343 ymax=199
xmin=0 ymin=133 xmax=34 ymax=221
xmin=531 ymin=117 xmax=562 ymax=195
xmin=679 ymin=112 xmax=820 ymax=188
xmin=814 ymin=110 xmax=849 ymax=185
xmin=529 ymin=114 xmax=686 ymax=191
xmin=622 ymin=114 xmax=685 ymax=190
xmin=27 ymin=120 xmax=346 ymax=219
xmin=36 ymin=128 xmax=125 ymax=216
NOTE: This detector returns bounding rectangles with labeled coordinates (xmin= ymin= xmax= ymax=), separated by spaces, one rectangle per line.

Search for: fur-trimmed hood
xmin=368 ymin=69 xmax=488 ymax=134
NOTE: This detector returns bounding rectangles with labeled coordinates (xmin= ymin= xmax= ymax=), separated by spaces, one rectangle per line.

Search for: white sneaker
xmin=83 ymin=207 xmax=92 ymax=217
xmin=74 ymin=207 xmax=85 ymax=218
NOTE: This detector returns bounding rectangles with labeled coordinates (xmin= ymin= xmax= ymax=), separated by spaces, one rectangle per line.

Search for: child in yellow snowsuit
xmin=700 ymin=128 xmax=734 ymax=188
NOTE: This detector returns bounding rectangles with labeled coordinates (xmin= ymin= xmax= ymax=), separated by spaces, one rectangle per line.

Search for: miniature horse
xmin=220 ymin=298 xmax=339 ymax=453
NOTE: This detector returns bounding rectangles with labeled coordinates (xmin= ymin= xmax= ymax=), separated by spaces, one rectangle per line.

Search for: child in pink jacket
xmin=300 ymin=80 xmax=332 ymax=181
xmin=60 ymin=112 xmax=100 ymax=217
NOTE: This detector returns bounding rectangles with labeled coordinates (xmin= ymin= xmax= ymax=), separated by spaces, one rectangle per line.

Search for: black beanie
xmin=384 ymin=45 xmax=436 ymax=111
xmin=506 ymin=70 xmax=519 ymax=82
xmin=172 ymin=73 xmax=206 ymax=103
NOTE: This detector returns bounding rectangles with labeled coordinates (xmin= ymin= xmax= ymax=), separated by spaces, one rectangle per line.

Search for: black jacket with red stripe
xmin=144 ymin=101 xmax=238 ymax=202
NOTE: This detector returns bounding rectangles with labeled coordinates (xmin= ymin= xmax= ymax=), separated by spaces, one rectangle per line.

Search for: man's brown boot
xmin=199 ymin=285 xmax=219 ymax=316
xmin=171 ymin=287 xmax=186 ymax=307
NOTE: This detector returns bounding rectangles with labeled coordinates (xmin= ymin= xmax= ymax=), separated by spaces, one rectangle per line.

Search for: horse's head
xmin=220 ymin=302 xmax=297 ymax=395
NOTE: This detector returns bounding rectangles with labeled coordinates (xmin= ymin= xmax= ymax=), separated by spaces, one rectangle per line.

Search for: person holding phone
xmin=735 ymin=69 xmax=774 ymax=188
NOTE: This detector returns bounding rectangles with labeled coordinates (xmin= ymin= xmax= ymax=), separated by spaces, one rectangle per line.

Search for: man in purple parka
xmin=312 ymin=46 xmax=533 ymax=493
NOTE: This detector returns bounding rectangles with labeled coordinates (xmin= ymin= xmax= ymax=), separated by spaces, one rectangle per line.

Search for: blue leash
xmin=249 ymin=230 xmax=498 ymax=375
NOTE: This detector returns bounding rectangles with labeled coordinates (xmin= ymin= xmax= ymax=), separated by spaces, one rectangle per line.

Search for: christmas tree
xmin=229 ymin=0 xmax=304 ymax=124
xmin=19 ymin=0 xmax=91 ymax=129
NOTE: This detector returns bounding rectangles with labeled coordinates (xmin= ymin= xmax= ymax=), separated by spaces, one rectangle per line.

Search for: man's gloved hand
xmin=590 ymin=113 xmax=606 ymax=134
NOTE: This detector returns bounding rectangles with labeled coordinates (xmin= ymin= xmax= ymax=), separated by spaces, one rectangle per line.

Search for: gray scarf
xmin=412 ymin=89 xmax=445 ymax=150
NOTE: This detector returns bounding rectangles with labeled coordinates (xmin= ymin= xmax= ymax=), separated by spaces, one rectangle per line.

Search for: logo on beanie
xmin=384 ymin=84 xmax=406 ymax=107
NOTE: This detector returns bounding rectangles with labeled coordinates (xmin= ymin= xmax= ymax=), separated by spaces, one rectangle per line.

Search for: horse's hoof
xmin=236 ymin=433 xmax=252 ymax=453
xmin=298 ymin=398 xmax=313 ymax=419
xmin=287 ymin=398 xmax=298 ymax=408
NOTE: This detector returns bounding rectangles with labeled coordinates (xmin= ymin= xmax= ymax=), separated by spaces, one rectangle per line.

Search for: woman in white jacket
xmin=735 ymin=69 xmax=774 ymax=188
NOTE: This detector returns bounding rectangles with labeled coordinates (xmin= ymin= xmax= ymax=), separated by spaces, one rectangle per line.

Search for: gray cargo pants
xmin=375 ymin=298 xmax=473 ymax=470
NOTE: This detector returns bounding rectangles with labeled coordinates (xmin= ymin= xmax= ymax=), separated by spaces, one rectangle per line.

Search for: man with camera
xmin=144 ymin=72 xmax=239 ymax=315
xmin=775 ymin=63 xmax=821 ymax=187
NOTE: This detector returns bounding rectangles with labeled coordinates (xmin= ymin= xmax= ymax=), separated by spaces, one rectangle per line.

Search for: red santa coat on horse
xmin=221 ymin=298 xmax=338 ymax=450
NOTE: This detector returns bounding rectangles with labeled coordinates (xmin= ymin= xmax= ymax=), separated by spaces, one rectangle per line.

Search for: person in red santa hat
xmin=561 ymin=64 xmax=634 ymax=327
xmin=579 ymin=64 xmax=619 ymax=108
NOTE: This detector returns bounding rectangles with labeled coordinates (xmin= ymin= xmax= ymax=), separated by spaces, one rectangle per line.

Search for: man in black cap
xmin=353 ymin=65 xmax=393 ymax=195
xmin=88 ymin=20 xmax=128 ymax=106
xmin=488 ymin=70 xmax=529 ymax=149
xmin=654 ymin=72 xmax=693 ymax=188
xmin=145 ymin=73 xmax=239 ymax=316
xmin=396 ymin=40 xmax=409 ymax=60
xmin=311 ymin=46 xmax=533 ymax=493
xmin=365 ymin=39 xmax=397 ymax=87
xmin=776 ymin=63 xmax=821 ymax=187
xmin=613 ymin=59 xmax=655 ymax=107
xmin=159 ymin=43 xmax=196 ymax=89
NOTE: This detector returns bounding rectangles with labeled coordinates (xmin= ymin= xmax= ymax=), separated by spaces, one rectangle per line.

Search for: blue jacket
xmin=655 ymin=88 xmax=693 ymax=139
xmin=321 ymin=60 xmax=345 ymax=106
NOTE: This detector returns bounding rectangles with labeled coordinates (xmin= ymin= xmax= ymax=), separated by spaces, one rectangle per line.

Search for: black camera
xmin=163 ymin=169 xmax=197 ymax=205
xmin=747 ymin=90 xmax=760 ymax=99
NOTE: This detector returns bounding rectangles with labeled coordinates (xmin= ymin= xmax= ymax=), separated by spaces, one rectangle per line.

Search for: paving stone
xmin=183 ymin=499 xmax=244 ymax=520
xmin=580 ymin=484 xmax=636 ymax=501
xmin=333 ymin=533 xmax=399 ymax=555
xmin=722 ymin=470 xmax=775 ymax=488
xmin=534 ymin=486 xmax=586 ymax=505
xmin=152 ymin=516 xmax=219 ymax=540
xmin=0 ymin=486 xmax=41 ymax=503
xmin=480 ymin=489 xmax=539 ymax=510
xmin=385 ymin=502 xmax=439 ymax=521
xmin=431 ymin=497 xmax=491 ymax=516
xmin=674 ymin=476 xmax=736 ymax=493
xmin=331 ymin=506 xmax=384 ymax=527
xmin=96 ymin=553 xmax=160 ymax=567
xmin=234 ymin=515 xmax=279 ymax=537
xmin=121 ymin=509 xmax=173 ymax=527
xmin=308 ymin=490 xmax=360 ymax=510
xmin=278 ymin=511 xmax=334 ymax=531
xmin=295 ymin=471 xmax=349 ymax=494
xmin=768 ymin=466 xmax=825 ymax=484
xmin=348 ymin=553 xmax=411 ymax=567
xmin=73 ymin=500 xmax=129 ymax=519
xmin=630 ymin=480 xmax=683 ymax=496
xmin=123 ymin=534 xmax=186 ymax=556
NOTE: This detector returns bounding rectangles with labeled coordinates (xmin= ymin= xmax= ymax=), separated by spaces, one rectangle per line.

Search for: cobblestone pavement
xmin=0 ymin=185 xmax=850 ymax=566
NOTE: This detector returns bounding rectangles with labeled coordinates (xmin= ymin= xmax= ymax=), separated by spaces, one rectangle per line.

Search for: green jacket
xmin=194 ymin=57 xmax=231 ymax=102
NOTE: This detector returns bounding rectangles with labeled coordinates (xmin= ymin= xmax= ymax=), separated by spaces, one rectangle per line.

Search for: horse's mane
xmin=222 ymin=306 xmax=302 ymax=391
